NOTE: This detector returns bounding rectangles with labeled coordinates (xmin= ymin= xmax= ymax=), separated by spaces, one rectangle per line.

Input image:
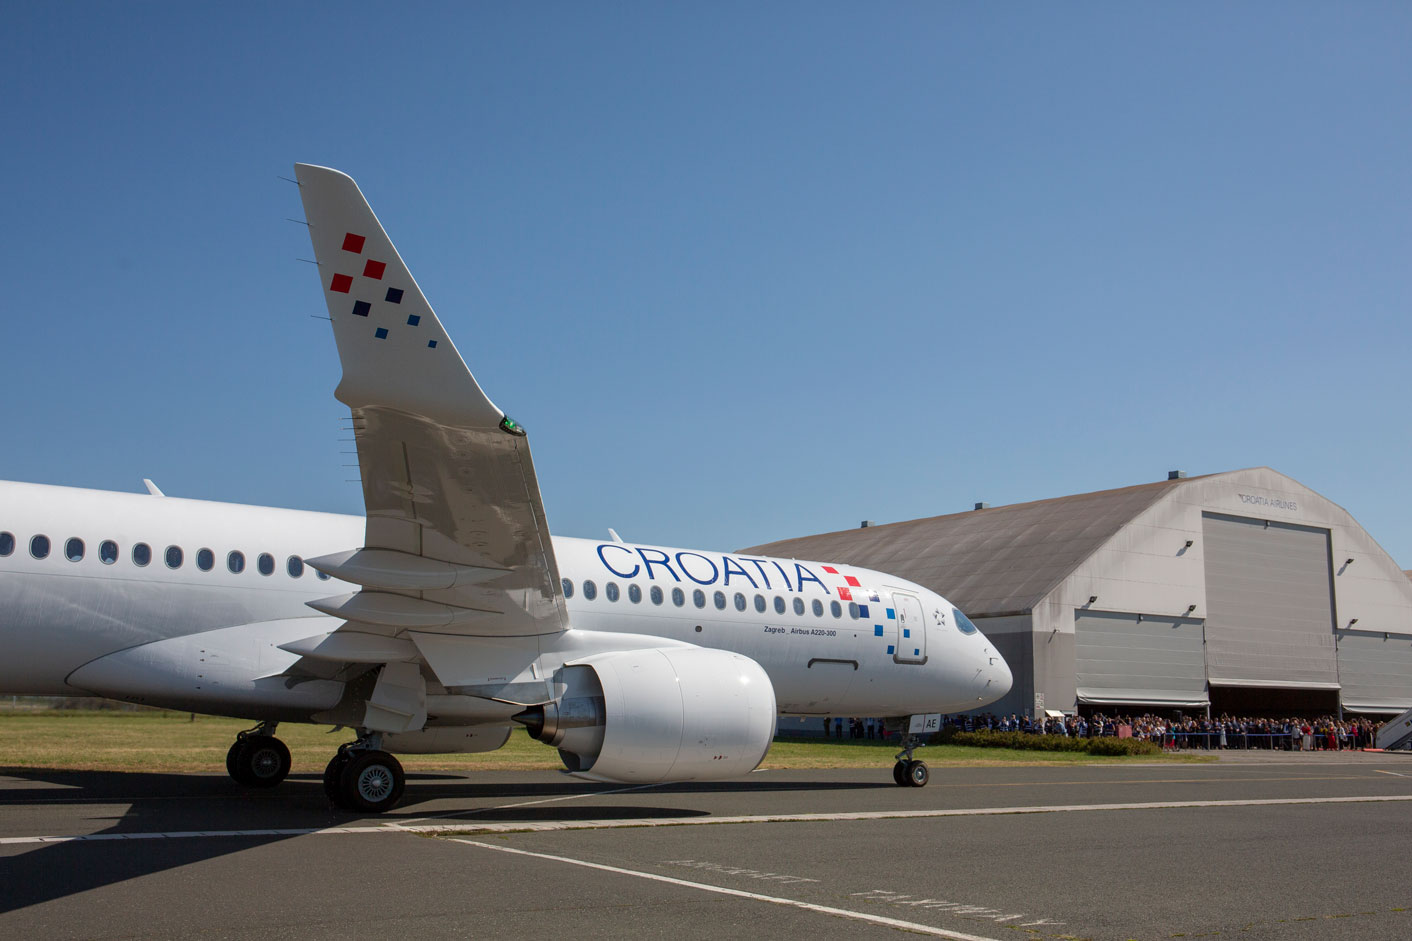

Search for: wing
xmin=294 ymin=164 xmax=566 ymax=639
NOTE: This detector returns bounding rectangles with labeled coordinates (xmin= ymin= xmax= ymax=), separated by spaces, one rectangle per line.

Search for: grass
xmin=0 ymin=710 xmax=1210 ymax=775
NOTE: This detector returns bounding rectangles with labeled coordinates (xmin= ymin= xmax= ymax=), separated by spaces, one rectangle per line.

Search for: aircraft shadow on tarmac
xmin=0 ymin=767 xmax=890 ymax=914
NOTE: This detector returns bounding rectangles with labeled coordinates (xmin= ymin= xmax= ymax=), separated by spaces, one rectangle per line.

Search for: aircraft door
xmin=892 ymin=591 xmax=927 ymax=664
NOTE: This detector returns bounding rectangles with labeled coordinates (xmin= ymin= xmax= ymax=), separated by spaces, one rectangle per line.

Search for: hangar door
xmin=1336 ymin=630 xmax=1412 ymax=713
xmin=1075 ymin=611 xmax=1208 ymax=708
xmin=1201 ymin=513 xmax=1338 ymax=689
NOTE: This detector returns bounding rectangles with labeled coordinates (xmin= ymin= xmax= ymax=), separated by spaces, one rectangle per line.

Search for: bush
xmin=936 ymin=727 xmax=1160 ymax=757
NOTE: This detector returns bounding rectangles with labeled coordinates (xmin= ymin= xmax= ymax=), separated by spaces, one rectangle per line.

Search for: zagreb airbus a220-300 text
xmin=0 ymin=166 xmax=1011 ymax=812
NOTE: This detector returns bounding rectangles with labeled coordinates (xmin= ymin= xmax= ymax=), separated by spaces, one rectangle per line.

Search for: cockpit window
xmin=953 ymin=606 xmax=979 ymax=634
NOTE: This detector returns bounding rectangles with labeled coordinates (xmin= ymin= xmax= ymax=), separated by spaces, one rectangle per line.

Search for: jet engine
xmin=515 ymin=646 xmax=776 ymax=783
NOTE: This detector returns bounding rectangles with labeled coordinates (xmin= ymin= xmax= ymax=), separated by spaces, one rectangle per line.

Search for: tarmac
xmin=2 ymin=749 xmax=1410 ymax=940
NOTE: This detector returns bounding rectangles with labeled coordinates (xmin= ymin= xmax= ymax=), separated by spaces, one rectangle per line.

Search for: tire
xmin=338 ymin=750 xmax=405 ymax=813
xmin=236 ymin=736 xmax=291 ymax=788
xmin=892 ymin=761 xmax=908 ymax=787
xmin=323 ymin=752 xmax=351 ymax=804
xmin=226 ymin=740 xmax=247 ymax=784
xmin=906 ymin=760 xmax=929 ymax=788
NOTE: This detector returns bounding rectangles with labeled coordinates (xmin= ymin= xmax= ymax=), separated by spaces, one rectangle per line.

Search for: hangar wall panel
xmin=1336 ymin=630 xmax=1412 ymax=712
xmin=1202 ymin=512 xmax=1338 ymax=688
xmin=1075 ymin=611 xmax=1208 ymax=707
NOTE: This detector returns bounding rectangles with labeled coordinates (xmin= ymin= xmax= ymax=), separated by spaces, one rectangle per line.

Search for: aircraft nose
xmin=993 ymin=651 xmax=1013 ymax=697
xmin=981 ymin=645 xmax=1013 ymax=702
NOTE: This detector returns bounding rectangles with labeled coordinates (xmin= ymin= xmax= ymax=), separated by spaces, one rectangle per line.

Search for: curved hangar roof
xmin=740 ymin=468 xmax=1407 ymax=621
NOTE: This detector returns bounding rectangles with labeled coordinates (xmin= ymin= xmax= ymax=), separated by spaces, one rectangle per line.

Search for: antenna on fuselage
xmin=607 ymin=528 xmax=625 ymax=544
xmin=142 ymin=479 xmax=165 ymax=497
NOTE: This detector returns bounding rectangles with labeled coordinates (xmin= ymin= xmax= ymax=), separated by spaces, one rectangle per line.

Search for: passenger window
xmin=316 ymin=569 xmax=331 ymax=580
xmin=31 ymin=535 xmax=51 ymax=559
xmin=197 ymin=548 xmax=214 ymax=571
xmin=774 ymin=596 xmax=786 ymax=615
xmin=100 ymin=540 xmax=118 ymax=565
xmin=831 ymin=600 xmax=842 ymax=618
xmin=693 ymin=588 xmax=706 ymax=608
xmin=606 ymin=582 xmax=620 ymax=602
xmin=628 ymin=583 xmax=642 ymax=604
xmin=812 ymin=599 xmax=824 ymax=617
xmin=754 ymin=594 xmax=766 ymax=613
xmin=286 ymin=555 xmax=304 ymax=578
xmin=133 ymin=543 xmax=151 ymax=567
xmin=258 ymin=553 xmax=275 ymax=576
xmin=714 ymin=590 xmax=727 ymax=610
xmin=650 ymin=585 xmax=663 ymax=605
xmin=734 ymin=592 xmax=746 ymax=612
xmin=65 ymin=538 xmax=85 ymax=562
xmin=228 ymin=551 xmax=245 ymax=574
xmin=848 ymin=601 xmax=859 ymax=619
xmin=562 ymin=578 xmax=574 ymax=599
xmin=794 ymin=597 xmax=805 ymax=616
xmin=166 ymin=545 xmax=184 ymax=569
xmin=0 ymin=532 xmax=13 ymax=556
xmin=672 ymin=587 xmax=685 ymax=607
xmin=583 ymin=579 xmax=597 ymax=601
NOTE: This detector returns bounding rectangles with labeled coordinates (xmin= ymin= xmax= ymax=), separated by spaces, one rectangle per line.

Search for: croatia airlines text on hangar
xmin=743 ymin=468 xmax=1412 ymax=718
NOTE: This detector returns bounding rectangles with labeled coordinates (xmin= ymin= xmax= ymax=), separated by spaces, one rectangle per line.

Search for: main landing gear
xmin=226 ymin=722 xmax=292 ymax=788
xmin=323 ymin=734 xmax=406 ymax=813
xmin=892 ymin=732 xmax=929 ymax=787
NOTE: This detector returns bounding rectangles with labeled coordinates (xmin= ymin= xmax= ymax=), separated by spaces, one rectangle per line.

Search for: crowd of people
xmin=819 ymin=712 xmax=1387 ymax=750
xmin=940 ymin=712 xmax=1386 ymax=750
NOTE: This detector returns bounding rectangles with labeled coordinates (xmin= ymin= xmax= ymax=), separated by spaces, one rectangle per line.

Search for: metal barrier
xmin=965 ymin=727 xmax=1372 ymax=750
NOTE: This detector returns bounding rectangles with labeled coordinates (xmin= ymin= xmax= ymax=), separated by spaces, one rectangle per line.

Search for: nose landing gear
xmin=225 ymin=722 xmax=292 ymax=788
xmin=892 ymin=732 xmax=929 ymax=787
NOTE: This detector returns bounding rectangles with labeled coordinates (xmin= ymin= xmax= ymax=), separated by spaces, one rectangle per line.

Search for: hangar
xmin=742 ymin=468 xmax=1412 ymax=719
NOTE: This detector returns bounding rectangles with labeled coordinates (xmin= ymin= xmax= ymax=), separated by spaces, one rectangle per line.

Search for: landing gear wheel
xmin=338 ymin=750 xmax=405 ymax=813
xmin=892 ymin=761 xmax=909 ymax=787
xmin=323 ymin=751 xmax=352 ymax=804
xmin=226 ymin=741 xmax=245 ymax=783
xmin=906 ymin=760 xmax=929 ymax=788
xmin=230 ymin=735 xmax=291 ymax=788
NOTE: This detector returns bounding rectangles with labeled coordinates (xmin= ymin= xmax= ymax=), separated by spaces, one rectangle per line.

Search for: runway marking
xmin=451 ymin=837 xmax=1007 ymax=941
xmin=665 ymin=858 xmax=819 ymax=884
xmin=1375 ymin=769 xmax=1409 ymax=778
xmin=4 ymin=793 xmax=1411 ymax=844
xmin=389 ymin=782 xmax=662 ymax=828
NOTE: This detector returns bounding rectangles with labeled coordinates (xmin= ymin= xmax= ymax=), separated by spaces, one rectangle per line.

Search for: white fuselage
xmin=0 ymin=480 xmax=1010 ymax=720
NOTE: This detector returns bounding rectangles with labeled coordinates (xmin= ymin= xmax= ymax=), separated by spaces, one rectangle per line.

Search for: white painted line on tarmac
xmin=1374 ymin=769 xmax=1409 ymax=778
xmin=389 ymin=782 xmax=663 ymax=829
xmin=4 ymin=793 xmax=1411 ymax=845
xmin=450 ymin=837 xmax=1007 ymax=941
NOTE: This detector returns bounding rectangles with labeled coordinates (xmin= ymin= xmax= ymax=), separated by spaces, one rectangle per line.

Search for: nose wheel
xmin=892 ymin=732 xmax=929 ymax=787
xmin=894 ymin=759 xmax=929 ymax=787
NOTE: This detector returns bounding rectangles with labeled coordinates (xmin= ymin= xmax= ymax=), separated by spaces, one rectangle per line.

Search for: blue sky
xmin=3 ymin=4 xmax=1409 ymax=564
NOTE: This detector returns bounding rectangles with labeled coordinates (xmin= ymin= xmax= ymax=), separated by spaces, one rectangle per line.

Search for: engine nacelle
xmin=516 ymin=647 xmax=776 ymax=783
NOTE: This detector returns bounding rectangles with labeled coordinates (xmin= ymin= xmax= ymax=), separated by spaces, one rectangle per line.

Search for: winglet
xmin=142 ymin=479 xmax=164 ymax=497
xmin=293 ymin=164 xmax=505 ymax=431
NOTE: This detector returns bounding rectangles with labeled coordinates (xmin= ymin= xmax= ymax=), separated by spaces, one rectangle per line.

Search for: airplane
xmin=0 ymin=164 xmax=1012 ymax=813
